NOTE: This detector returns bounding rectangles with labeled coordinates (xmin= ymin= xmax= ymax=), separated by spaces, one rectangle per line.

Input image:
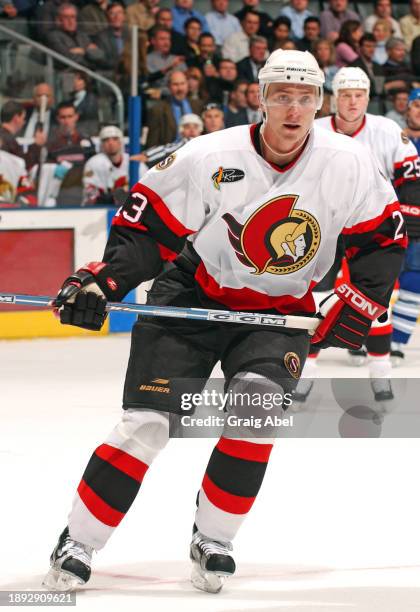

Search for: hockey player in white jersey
xmin=82 ymin=126 xmax=148 ymax=206
xmin=0 ymin=148 xmax=36 ymax=207
xmin=296 ymin=67 xmax=419 ymax=403
xmin=43 ymin=51 xmax=406 ymax=594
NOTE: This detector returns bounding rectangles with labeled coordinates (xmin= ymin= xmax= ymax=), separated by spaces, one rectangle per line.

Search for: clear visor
xmin=264 ymin=91 xmax=319 ymax=109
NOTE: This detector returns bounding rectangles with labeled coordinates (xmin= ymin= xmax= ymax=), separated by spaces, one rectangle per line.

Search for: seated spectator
xmin=0 ymin=101 xmax=26 ymax=161
xmin=320 ymin=0 xmax=360 ymax=42
xmin=82 ymin=125 xmax=135 ymax=206
xmin=95 ymin=1 xmax=129 ymax=75
xmin=187 ymin=33 xmax=221 ymax=75
xmin=35 ymin=0 xmax=66 ymax=41
xmin=133 ymin=112 xmax=203 ymax=166
xmin=146 ymin=27 xmax=187 ymax=94
xmin=313 ymin=38 xmax=339 ymax=93
xmin=350 ymin=33 xmax=385 ymax=101
xmin=399 ymin=0 xmax=420 ymax=51
xmin=146 ymin=70 xmax=203 ymax=147
xmin=412 ymin=35 xmax=420 ymax=75
xmin=335 ymin=19 xmax=363 ymax=67
xmin=79 ymin=0 xmax=109 ymax=37
xmin=234 ymin=0 xmax=272 ymax=38
xmin=280 ymin=0 xmax=313 ymax=42
xmin=236 ymin=35 xmax=267 ymax=82
xmin=222 ymin=10 xmax=260 ymax=63
xmin=244 ymin=81 xmax=262 ymax=123
xmin=23 ymin=83 xmax=55 ymax=140
xmin=385 ymin=89 xmax=409 ymax=127
xmin=268 ymin=16 xmax=292 ymax=51
xmin=186 ymin=66 xmax=208 ymax=102
xmin=224 ymin=79 xmax=248 ymax=127
xmin=69 ymin=72 xmax=99 ymax=136
xmin=372 ymin=18 xmax=392 ymax=64
xmin=127 ymin=0 xmax=159 ymax=32
xmin=202 ymin=102 xmax=225 ymax=132
xmin=364 ymin=0 xmax=402 ymax=39
xmin=155 ymin=8 xmax=186 ymax=54
xmin=383 ymin=37 xmax=420 ymax=93
xmin=46 ymin=101 xmax=95 ymax=206
xmin=205 ymin=58 xmax=237 ymax=104
xmin=0 ymin=0 xmax=17 ymax=18
xmin=405 ymin=87 xmax=420 ymax=153
xmin=297 ymin=16 xmax=321 ymax=51
xmin=183 ymin=16 xmax=203 ymax=61
xmin=46 ymin=3 xmax=106 ymax=69
xmin=171 ymin=0 xmax=208 ymax=35
xmin=205 ymin=0 xmax=241 ymax=47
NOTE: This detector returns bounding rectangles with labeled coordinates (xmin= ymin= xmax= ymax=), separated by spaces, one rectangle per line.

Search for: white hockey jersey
xmin=82 ymin=153 xmax=148 ymax=205
xmin=0 ymin=150 xmax=36 ymax=207
xmin=107 ymin=123 xmax=406 ymax=314
xmin=315 ymin=113 xmax=419 ymax=187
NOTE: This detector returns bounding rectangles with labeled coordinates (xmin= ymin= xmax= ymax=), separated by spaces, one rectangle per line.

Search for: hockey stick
xmin=0 ymin=292 xmax=319 ymax=332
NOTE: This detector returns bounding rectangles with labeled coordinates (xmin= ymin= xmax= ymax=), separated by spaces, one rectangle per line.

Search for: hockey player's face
xmin=102 ymin=137 xmax=122 ymax=156
xmin=408 ymin=101 xmax=420 ymax=129
xmin=264 ymin=83 xmax=317 ymax=148
xmin=337 ymin=89 xmax=368 ymax=122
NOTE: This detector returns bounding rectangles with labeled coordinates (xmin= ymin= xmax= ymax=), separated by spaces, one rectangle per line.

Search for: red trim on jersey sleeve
xmin=157 ymin=243 xmax=179 ymax=261
xmin=195 ymin=263 xmax=317 ymax=313
xmin=77 ymin=480 xmax=124 ymax=527
xmin=94 ymin=444 xmax=149 ymax=483
xmin=394 ymin=155 xmax=418 ymax=170
xmin=132 ymin=182 xmax=194 ymax=237
xmin=217 ymin=437 xmax=273 ymax=463
xmin=373 ymin=232 xmax=408 ymax=249
xmin=345 ymin=246 xmax=361 ymax=259
xmin=202 ymin=474 xmax=255 ymax=514
xmin=112 ymin=213 xmax=148 ymax=233
xmin=342 ymin=201 xmax=400 ymax=235
xmin=394 ymin=174 xmax=419 ymax=188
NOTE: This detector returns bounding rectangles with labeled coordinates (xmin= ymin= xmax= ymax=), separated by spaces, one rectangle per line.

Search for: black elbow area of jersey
xmin=103 ymin=227 xmax=164 ymax=298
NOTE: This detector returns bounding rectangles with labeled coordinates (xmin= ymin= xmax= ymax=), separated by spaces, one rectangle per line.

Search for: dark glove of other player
xmin=310 ymin=281 xmax=387 ymax=350
xmin=54 ymin=262 xmax=120 ymax=331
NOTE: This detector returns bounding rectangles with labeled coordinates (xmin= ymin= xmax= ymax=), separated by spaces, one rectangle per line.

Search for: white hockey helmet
xmin=332 ymin=67 xmax=370 ymax=98
xmin=179 ymin=113 xmax=203 ymax=132
xmin=99 ymin=125 xmax=124 ymax=140
xmin=258 ymin=49 xmax=325 ymax=110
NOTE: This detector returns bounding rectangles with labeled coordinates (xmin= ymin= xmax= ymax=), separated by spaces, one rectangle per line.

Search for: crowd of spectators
xmin=0 ymin=0 xmax=419 ymax=206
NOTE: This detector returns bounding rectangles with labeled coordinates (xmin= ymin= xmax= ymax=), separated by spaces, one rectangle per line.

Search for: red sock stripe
xmin=368 ymin=325 xmax=392 ymax=336
xmin=216 ymin=437 xmax=273 ymax=463
xmin=202 ymin=473 xmax=255 ymax=515
xmin=95 ymin=444 xmax=149 ymax=483
xmin=77 ymin=480 xmax=125 ymax=527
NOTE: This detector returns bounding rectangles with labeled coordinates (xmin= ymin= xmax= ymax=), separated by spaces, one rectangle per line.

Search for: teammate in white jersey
xmin=43 ymin=52 xmax=406 ymax=594
xmin=0 ymin=149 xmax=36 ymax=207
xmin=82 ymin=126 xmax=148 ymax=206
xmin=300 ymin=67 xmax=419 ymax=403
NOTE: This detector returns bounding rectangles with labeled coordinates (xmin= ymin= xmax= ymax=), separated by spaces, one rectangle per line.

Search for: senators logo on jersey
xmin=223 ymin=195 xmax=321 ymax=275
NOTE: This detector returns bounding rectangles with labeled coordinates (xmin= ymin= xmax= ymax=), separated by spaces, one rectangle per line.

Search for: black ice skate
xmin=42 ymin=527 xmax=93 ymax=591
xmin=190 ymin=526 xmax=236 ymax=593
xmin=370 ymin=378 xmax=394 ymax=402
xmin=390 ymin=343 xmax=405 ymax=367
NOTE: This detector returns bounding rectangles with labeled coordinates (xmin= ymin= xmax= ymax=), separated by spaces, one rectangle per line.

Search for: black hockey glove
xmin=54 ymin=262 xmax=122 ymax=331
xmin=310 ymin=281 xmax=387 ymax=350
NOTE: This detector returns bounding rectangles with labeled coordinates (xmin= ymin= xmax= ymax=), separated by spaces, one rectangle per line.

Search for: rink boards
xmin=0 ymin=208 xmax=140 ymax=339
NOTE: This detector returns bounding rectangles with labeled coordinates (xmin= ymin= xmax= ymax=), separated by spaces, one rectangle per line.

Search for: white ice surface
xmin=1 ymin=330 xmax=420 ymax=611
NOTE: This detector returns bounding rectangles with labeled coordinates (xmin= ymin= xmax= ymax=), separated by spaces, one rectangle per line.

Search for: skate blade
xmin=191 ymin=562 xmax=229 ymax=594
xmin=42 ymin=566 xmax=85 ymax=592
